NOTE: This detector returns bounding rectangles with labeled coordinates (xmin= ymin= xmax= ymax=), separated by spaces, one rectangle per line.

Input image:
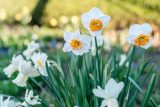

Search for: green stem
xmin=120 ymin=45 xmax=135 ymax=106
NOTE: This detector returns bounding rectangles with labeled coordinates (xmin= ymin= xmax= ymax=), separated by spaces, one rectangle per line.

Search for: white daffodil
xmin=21 ymin=89 xmax=41 ymax=107
xmin=81 ymin=7 xmax=110 ymax=36
xmin=93 ymin=78 xmax=124 ymax=107
xmin=23 ymin=41 xmax=40 ymax=59
xmin=12 ymin=60 xmax=39 ymax=87
xmin=0 ymin=96 xmax=20 ymax=107
xmin=91 ymin=35 xmax=103 ymax=56
xmin=103 ymin=36 xmax=111 ymax=51
xmin=31 ymin=52 xmax=48 ymax=76
xmin=119 ymin=54 xmax=128 ymax=67
xmin=127 ymin=23 xmax=152 ymax=49
xmin=63 ymin=29 xmax=91 ymax=56
xmin=4 ymin=55 xmax=23 ymax=78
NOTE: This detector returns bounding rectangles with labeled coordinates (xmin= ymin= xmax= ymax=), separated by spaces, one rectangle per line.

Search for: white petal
xmin=128 ymin=24 xmax=140 ymax=36
xmin=23 ymin=49 xmax=33 ymax=60
xmin=99 ymin=15 xmax=111 ymax=28
xmin=21 ymin=89 xmax=41 ymax=106
xmin=93 ymin=87 xmax=107 ymax=98
xmin=63 ymin=43 xmax=72 ymax=52
xmin=39 ymin=67 xmax=48 ymax=76
xmin=140 ymin=23 xmax=152 ymax=35
xmin=12 ymin=73 xmax=28 ymax=87
xmin=11 ymin=55 xmax=24 ymax=69
xmin=90 ymin=30 xmax=103 ymax=36
xmin=105 ymin=78 xmax=124 ymax=99
xmin=81 ymin=12 xmax=92 ymax=29
xmin=101 ymin=100 xmax=108 ymax=107
xmin=119 ymin=54 xmax=127 ymax=66
xmin=31 ymin=52 xmax=48 ymax=76
xmin=106 ymin=98 xmax=119 ymax=107
xmin=128 ymin=23 xmax=152 ymax=38
xmin=89 ymin=7 xmax=104 ymax=18
xmin=3 ymin=64 xmax=16 ymax=78
xmin=64 ymin=32 xmax=73 ymax=41
xmin=141 ymin=37 xmax=152 ymax=49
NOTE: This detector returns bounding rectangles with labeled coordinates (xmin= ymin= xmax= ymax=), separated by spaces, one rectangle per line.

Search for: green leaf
xmin=141 ymin=73 xmax=156 ymax=107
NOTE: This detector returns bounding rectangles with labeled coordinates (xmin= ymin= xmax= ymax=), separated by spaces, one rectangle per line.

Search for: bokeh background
xmin=0 ymin=0 xmax=160 ymax=106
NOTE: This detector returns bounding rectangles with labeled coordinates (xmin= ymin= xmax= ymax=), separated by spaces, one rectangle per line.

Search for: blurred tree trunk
xmin=31 ymin=0 xmax=49 ymax=26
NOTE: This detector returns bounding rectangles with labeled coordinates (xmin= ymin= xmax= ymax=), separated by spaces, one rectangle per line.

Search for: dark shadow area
xmin=31 ymin=0 xmax=49 ymax=25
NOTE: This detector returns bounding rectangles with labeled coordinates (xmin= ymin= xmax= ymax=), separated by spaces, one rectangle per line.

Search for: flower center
xmin=134 ymin=34 xmax=150 ymax=46
xmin=89 ymin=19 xmax=103 ymax=31
xmin=37 ymin=59 xmax=43 ymax=67
xmin=70 ymin=39 xmax=82 ymax=50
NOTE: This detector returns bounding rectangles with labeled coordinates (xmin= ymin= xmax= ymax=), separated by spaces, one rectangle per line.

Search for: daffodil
xmin=127 ymin=23 xmax=152 ymax=49
xmin=81 ymin=7 xmax=110 ymax=36
xmin=21 ymin=89 xmax=41 ymax=107
xmin=12 ymin=60 xmax=39 ymax=87
xmin=31 ymin=52 xmax=48 ymax=76
xmin=63 ymin=29 xmax=91 ymax=55
xmin=93 ymin=78 xmax=124 ymax=107
xmin=119 ymin=54 xmax=128 ymax=67
xmin=23 ymin=41 xmax=40 ymax=59
xmin=0 ymin=96 xmax=20 ymax=107
xmin=4 ymin=55 xmax=23 ymax=78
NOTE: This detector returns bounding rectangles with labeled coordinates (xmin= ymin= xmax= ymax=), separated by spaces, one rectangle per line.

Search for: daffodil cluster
xmin=1 ymin=7 xmax=154 ymax=107
xmin=0 ymin=89 xmax=41 ymax=107
xmin=4 ymin=41 xmax=48 ymax=87
xmin=63 ymin=7 xmax=152 ymax=57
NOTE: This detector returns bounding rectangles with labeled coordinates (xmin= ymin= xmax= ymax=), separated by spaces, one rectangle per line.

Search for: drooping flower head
xmin=0 ymin=96 xmax=20 ymax=107
xmin=23 ymin=41 xmax=40 ymax=60
xmin=21 ymin=89 xmax=41 ymax=107
xmin=127 ymin=23 xmax=152 ymax=49
xmin=12 ymin=60 xmax=39 ymax=87
xmin=31 ymin=52 xmax=48 ymax=76
xmin=63 ymin=29 xmax=91 ymax=55
xmin=3 ymin=55 xmax=23 ymax=78
xmin=93 ymin=78 xmax=124 ymax=107
xmin=81 ymin=7 xmax=111 ymax=36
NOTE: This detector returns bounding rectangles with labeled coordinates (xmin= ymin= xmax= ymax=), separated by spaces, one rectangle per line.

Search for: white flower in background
xmin=4 ymin=55 xmax=23 ymax=78
xmin=23 ymin=41 xmax=40 ymax=59
xmin=81 ymin=7 xmax=111 ymax=36
xmin=127 ymin=23 xmax=152 ymax=49
xmin=103 ymin=36 xmax=111 ymax=51
xmin=0 ymin=96 xmax=20 ymax=107
xmin=63 ymin=29 xmax=91 ymax=56
xmin=93 ymin=78 xmax=124 ymax=107
xmin=31 ymin=52 xmax=48 ymax=76
xmin=12 ymin=60 xmax=39 ymax=87
xmin=91 ymin=35 xmax=103 ymax=56
xmin=21 ymin=90 xmax=41 ymax=107
xmin=119 ymin=54 xmax=129 ymax=67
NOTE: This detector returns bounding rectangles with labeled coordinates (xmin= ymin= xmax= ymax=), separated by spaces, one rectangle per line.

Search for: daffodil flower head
xmin=23 ymin=41 xmax=40 ymax=60
xmin=12 ymin=60 xmax=39 ymax=87
xmin=21 ymin=89 xmax=41 ymax=107
xmin=63 ymin=29 xmax=91 ymax=56
xmin=31 ymin=52 xmax=48 ymax=76
xmin=93 ymin=78 xmax=124 ymax=107
xmin=127 ymin=23 xmax=152 ymax=49
xmin=0 ymin=96 xmax=20 ymax=107
xmin=81 ymin=7 xmax=111 ymax=36
xmin=3 ymin=55 xmax=23 ymax=78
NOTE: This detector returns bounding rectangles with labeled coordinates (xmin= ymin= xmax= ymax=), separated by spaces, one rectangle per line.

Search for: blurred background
xmin=0 ymin=0 xmax=160 ymax=106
